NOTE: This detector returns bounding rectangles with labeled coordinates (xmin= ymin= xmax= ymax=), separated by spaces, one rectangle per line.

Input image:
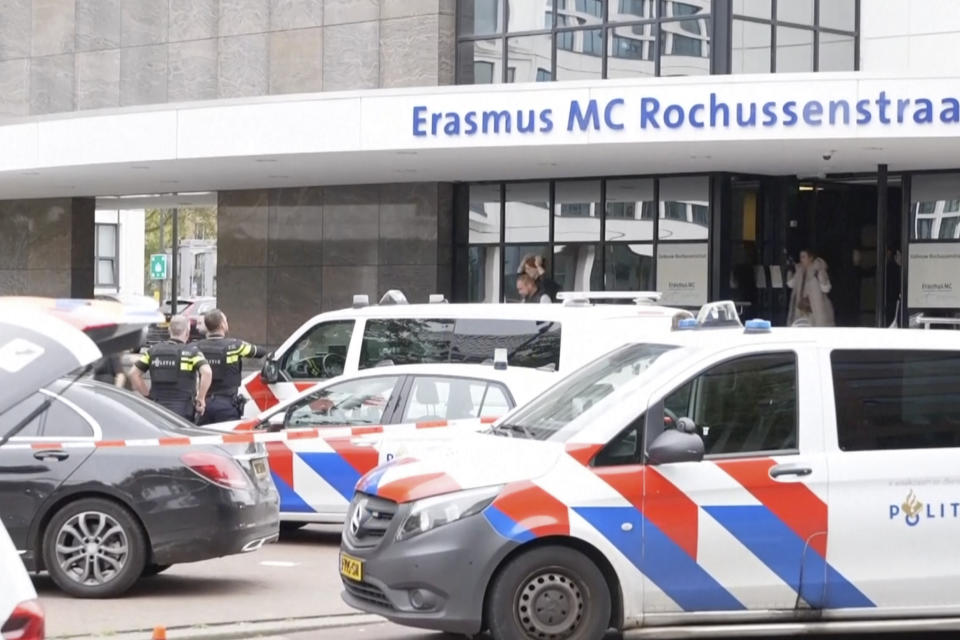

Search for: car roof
xmin=301 ymin=301 xmax=683 ymax=324
xmin=259 ymin=363 xmax=556 ymax=419
xmin=657 ymin=326 xmax=960 ymax=351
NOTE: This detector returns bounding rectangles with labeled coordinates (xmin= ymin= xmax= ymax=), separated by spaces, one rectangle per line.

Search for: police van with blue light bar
xmin=339 ymin=302 xmax=960 ymax=639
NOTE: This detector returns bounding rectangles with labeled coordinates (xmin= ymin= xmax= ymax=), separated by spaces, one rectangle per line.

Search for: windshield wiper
xmin=492 ymin=423 xmax=536 ymax=439
xmin=0 ymin=364 xmax=92 ymax=448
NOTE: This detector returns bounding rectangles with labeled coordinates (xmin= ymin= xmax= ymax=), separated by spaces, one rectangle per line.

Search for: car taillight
xmin=2 ymin=600 xmax=44 ymax=640
xmin=181 ymin=452 xmax=250 ymax=490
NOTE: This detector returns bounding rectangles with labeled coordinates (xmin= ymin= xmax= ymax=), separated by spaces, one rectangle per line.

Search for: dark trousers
xmin=155 ymin=397 xmax=195 ymax=423
xmin=198 ymin=395 xmax=241 ymax=425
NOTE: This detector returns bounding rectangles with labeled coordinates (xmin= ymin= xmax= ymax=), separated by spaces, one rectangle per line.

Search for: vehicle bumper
xmin=339 ymin=501 xmax=517 ymax=636
xmin=148 ymin=488 xmax=280 ymax=565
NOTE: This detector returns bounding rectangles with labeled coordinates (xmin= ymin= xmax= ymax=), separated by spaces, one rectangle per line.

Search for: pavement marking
xmin=260 ymin=560 xmax=300 ymax=567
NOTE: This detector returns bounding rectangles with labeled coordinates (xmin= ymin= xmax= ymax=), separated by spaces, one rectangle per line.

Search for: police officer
xmin=130 ymin=315 xmax=212 ymax=421
xmin=195 ymin=309 xmax=267 ymax=425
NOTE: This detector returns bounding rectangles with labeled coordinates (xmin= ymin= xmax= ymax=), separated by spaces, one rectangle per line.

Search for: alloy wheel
xmin=54 ymin=511 xmax=129 ymax=586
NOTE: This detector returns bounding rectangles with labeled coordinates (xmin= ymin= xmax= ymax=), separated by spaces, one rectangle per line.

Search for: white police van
xmin=339 ymin=304 xmax=960 ymax=639
xmin=240 ymin=291 xmax=693 ymax=418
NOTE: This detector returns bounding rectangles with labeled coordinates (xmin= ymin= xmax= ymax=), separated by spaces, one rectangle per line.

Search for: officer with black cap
xmin=195 ymin=309 xmax=267 ymax=425
xmin=130 ymin=315 xmax=212 ymax=421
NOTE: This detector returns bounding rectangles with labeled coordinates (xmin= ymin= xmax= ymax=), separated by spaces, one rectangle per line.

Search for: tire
xmin=42 ymin=497 xmax=148 ymax=598
xmin=142 ymin=563 xmax=171 ymax=577
xmin=486 ymin=546 xmax=611 ymax=640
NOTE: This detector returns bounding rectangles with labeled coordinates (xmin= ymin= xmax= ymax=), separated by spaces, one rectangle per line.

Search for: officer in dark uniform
xmin=130 ymin=315 xmax=212 ymax=421
xmin=195 ymin=309 xmax=267 ymax=425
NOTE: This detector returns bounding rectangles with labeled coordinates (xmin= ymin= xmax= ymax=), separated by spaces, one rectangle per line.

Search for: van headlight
xmin=396 ymin=486 xmax=503 ymax=542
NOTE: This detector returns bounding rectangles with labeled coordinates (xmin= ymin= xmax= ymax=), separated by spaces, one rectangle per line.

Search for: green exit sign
xmin=150 ymin=254 xmax=168 ymax=280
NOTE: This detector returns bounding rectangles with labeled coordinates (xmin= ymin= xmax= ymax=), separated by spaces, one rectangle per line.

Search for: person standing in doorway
xmin=516 ymin=273 xmax=551 ymax=303
xmin=787 ymin=249 xmax=835 ymax=327
xmin=519 ymin=254 xmax=560 ymax=303
xmin=130 ymin=315 xmax=212 ymax=421
xmin=195 ymin=309 xmax=268 ymax=425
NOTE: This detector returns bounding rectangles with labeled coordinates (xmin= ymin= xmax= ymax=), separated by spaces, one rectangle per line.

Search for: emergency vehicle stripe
xmin=245 ymin=376 xmax=280 ymax=411
xmin=376 ymin=472 xmax=460 ymax=503
xmin=703 ymin=505 xmax=874 ymax=609
xmin=325 ymin=436 xmax=380 ymax=476
xmin=296 ymin=451 xmax=363 ymax=500
xmin=575 ymin=506 xmax=744 ymax=612
xmin=564 ymin=442 xmax=603 ymax=466
xmin=484 ymin=506 xmax=536 ymax=543
xmin=715 ymin=458 xmax=829 ymax=558
xmin=267 ymin=443 xmax=295 ymax=489
xmin=491 ymin=481 xmax=570 ymax=538
xmin=643 ymin=468 xmax=700 ymax=560
xmin=271 ymin=471 xmax=315 ymax=513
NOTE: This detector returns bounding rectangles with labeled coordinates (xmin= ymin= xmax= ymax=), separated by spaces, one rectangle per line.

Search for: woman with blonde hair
xmin=787 ymin=248 xmax=835 ymax=327
xmin=518 ymin=254 xmax=560 ymax=303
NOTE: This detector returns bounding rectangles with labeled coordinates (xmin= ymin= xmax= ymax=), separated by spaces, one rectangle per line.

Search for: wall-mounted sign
xmin=908 ymin=243 xmax=960 ymax=308
xmin=657 ymin=243 xmax=708 ymax=307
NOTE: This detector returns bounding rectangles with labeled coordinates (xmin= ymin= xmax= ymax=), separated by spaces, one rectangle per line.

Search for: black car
xmin=0 ymin=379 xmax=279 ymax=598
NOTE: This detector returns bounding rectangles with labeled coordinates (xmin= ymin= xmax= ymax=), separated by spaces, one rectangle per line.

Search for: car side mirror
xmin=647 ymin=422 xmax=704 ymax=465
xmin=261 ymin=359 xmax=280 ymax=384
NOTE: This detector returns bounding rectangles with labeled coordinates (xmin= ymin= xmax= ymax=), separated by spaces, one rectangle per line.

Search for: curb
xmin=52 ymin=613 xmax=386 ymax=640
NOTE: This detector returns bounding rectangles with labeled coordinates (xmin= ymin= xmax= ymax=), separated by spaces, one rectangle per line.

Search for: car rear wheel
xmin=42 ymin=498 xmax=147 ymax=598
xmin=486 ymin=546 xmax=611 ymax=640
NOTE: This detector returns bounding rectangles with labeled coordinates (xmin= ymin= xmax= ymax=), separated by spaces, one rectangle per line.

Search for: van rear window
xmin=359 ymin=319 xmax=561 ymax=371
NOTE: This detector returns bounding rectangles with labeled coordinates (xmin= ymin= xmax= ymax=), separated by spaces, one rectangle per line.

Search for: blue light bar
xmin=744 ymin=318 xmax=772 ymax=333
xmin=677 ymin=318 xmax=698 ymax=330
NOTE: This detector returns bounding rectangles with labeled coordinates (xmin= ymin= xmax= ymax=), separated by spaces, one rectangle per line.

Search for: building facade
xmin=1 ymin=0 xmax=960 ymax=345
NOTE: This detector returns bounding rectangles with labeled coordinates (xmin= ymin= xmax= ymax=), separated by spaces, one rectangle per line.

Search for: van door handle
xmin=769 ymin=463 xmax=812 ymax=479
xmin=33 ymin=450 xmax=69 ymax=462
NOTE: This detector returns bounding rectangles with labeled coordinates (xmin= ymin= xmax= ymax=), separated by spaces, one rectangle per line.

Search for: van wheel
xmin=486 ymin=546 xmax=611 ymax=640
xmin=42 ymin=498 xmax=147 ymax=598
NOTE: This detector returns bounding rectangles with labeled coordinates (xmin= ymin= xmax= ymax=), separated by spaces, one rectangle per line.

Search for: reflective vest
xmin=197 ymin=336 xmax=247 ymax=397
xmin=147 ymin=341 xmax=201 ymax=414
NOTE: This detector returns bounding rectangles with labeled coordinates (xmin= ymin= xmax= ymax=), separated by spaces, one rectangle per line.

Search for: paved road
xmin=36 ymin=524 xmax=960 ymax=639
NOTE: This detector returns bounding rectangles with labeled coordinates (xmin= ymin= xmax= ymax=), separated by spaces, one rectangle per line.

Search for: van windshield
xmin=494 ymin=343 xmax=676 ymax=441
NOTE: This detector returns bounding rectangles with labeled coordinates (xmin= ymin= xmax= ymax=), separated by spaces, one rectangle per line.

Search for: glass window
xmin=0 ymin=392 xmax=45 ymax=439
xmin=732 ymin=19 xmax=771 ymax=73
xmin=39 ymin=397 xmax=94 ymax=438
xmin=468 ymin=245 xmax=501 ymax=302
xmin=612 ymin=0 xmax=655 ymax=20
xmin=282 ymin=321 xmax=354 ymax=380
xmin=402 ymin=376 xmax=497 ymax=422
xmin=911 ymin=174 xmax=960 ymax=241
xmin=450 ymin=318 xmax=562 ymax=370
xmin=659 ymin=177 xmax=709 ymax=240
xmin=732 ymin=0 xmax=770 ymax=19
xmin=818 ymin=0 xmax=856 ymax=31
xmin=575 ymin=0 xmax=605 ymax=20
xmin=660 ymin=20 xmax=711 ymax=75
xmin=459 ymin=0 xmax=502 ymax=35
xmin=776 ymin=0 xmax=813 ymax=25
xmin=606 ymin=179 xmax=654 ymax=241
xmin=508 ymin=0 xmax=553 ymax=31
xmin=505 ymin=244 xmax=549 ymax=301
xmin=507 ymin=34 xmax=554 ymax=82
xmin=506 ymin=182 xmax=549 ymax=243
xmin=502 ymin=342 xmax=677 ymax=440
xmin=776 ymin=26 xmax=814 ymax=72
xmin=605 ymin=243 xmax=654 ymax=290
xmin=95 ymin=223 xmax=118 ymax=287
xmin=359 ymin=319 xmax=454 ymax=368
xmin=536 ymin=67 xmax=553 ymax=80
xmin=481 ymin=384 xmax=513 ymax=418
xmin=941 ymin=217 xmax=960 ymax=240
xmin=555 ymin=180 xmax=601 ymax=242
xmin=286 ymin=377 xmax=400 ymax=428
xmin=607 ymin=25 xmax=656 ymax=77
xmin=661 ymin=0 xmax=709 ymax=18
xmin=458 ymin=40 xmax=503 ymax=85
xmin=554 ymin=244 xmax=602 ymax=292
xmin=593 ymin=413 xmax=646 ymax=466
xmin=469 ymin=183 xmax=502 ymax=244
xmin=664 ymin=352 xmax=798 ymax=455
xmin=818 ymin=31 xmax=855 ymax=71
xmin=832 ymin=350 xmax=960 ymax=451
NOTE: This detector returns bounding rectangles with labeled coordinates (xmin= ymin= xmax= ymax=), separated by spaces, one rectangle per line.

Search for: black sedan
xmin=0 ymin=379 xmax=279 ymax=598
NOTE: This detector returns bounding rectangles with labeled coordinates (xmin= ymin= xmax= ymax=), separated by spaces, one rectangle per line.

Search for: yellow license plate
xmin=340 ymin=553 xmax=363 ymax=581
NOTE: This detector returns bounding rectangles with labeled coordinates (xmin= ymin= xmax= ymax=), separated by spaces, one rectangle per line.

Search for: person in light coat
xmin=787 ymin=249 xmax=835 ymax=327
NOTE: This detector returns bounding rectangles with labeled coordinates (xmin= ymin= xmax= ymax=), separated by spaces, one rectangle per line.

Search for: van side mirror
xmin=647 ymin=424 xmax=704 ymax=465
xmin=261 ymin=359 xmax=280 ymax=384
